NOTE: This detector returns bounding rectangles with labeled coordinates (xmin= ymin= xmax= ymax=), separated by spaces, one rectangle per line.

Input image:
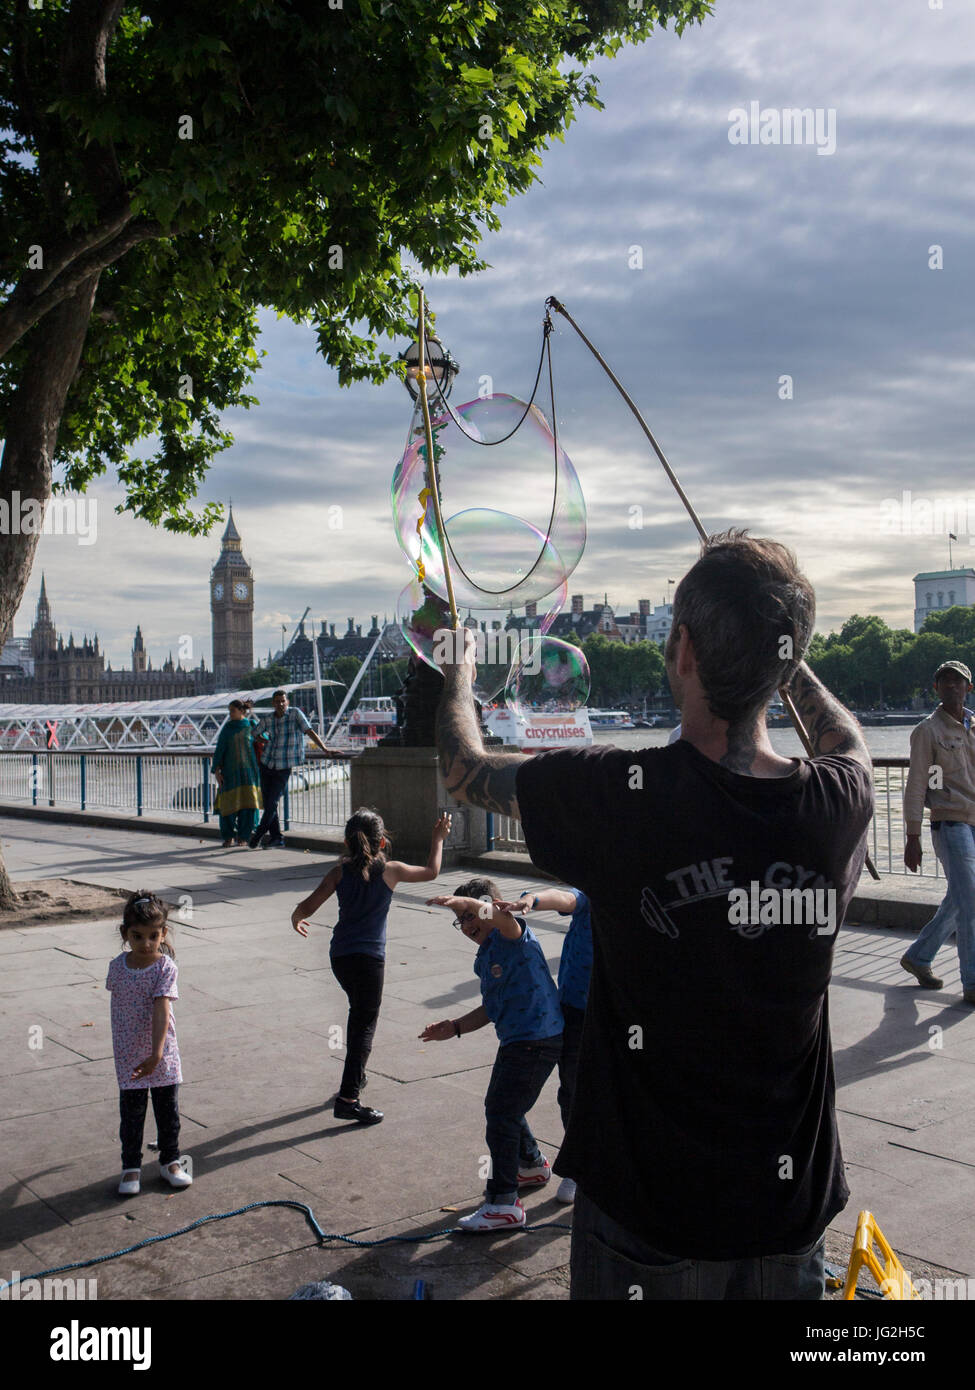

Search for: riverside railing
xmin=491 ymin=757 xmax=943 ymax=881
xmin=0 ymin=752 xmax=945 ymax=877
xmin=0 ymin=750 xmax=352 ymax=832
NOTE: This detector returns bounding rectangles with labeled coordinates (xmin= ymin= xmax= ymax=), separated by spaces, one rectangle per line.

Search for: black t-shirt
xmin=516 ymin=740 xmax=874 ymax=1259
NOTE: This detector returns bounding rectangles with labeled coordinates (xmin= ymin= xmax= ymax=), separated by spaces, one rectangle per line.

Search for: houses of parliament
xmin=0 ymin=510 xmax=255 ymax=704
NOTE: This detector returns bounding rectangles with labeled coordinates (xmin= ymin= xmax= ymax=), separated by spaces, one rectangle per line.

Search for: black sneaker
xmin=248 ymin=832 xmax=263 ymax=849
xmin=264 ymin=837 xmax=286 ymax=849
xmin=334 ymin=1098 xmax=383 ymax=1125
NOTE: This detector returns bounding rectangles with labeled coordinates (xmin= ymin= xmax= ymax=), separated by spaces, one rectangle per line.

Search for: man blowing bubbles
xmin=434 ymin=530 xmax=874 ymax=1301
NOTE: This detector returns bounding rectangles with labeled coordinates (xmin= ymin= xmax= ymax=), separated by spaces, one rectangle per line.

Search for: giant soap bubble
xmin=505 ymin=637 xmax=591 ymax=718
xmin=391 ymin=395 xmax=586 ymax=609
xmin=396 ymin=574 xmax=570 ymax=705
xmin=396 ymin=581 xmax=515 ymax=704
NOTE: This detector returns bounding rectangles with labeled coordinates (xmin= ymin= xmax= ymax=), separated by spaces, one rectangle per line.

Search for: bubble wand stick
xmin=545 ymin=295 xmax=879 ymax=879
xmin=413 ymin=287 xmax=460 ymax=634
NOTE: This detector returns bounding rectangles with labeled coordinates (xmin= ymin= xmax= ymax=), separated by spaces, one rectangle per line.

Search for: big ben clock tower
xmin=210 ymin=506 xmax=254 ymax=688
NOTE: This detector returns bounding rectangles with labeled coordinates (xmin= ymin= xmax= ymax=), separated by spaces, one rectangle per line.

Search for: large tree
xmin=0 ymin=0 xmax=709 ymax=903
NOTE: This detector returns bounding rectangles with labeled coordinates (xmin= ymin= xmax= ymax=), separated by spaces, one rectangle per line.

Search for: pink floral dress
xmin=106 ymin=953 xmax=182 ymax=1089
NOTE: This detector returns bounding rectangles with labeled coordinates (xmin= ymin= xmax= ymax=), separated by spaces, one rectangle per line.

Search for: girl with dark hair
xmin=292 ymin=808 xmax=451 ymax=1124
xmin=107 ymin=893 xmax=192 ymax=1196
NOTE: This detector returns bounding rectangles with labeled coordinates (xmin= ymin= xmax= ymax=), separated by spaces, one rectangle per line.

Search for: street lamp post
xmin=400 ymin=333 xmax=460 ymax=405
xmin=382 ymin=330 xmax=460 ymax=748
xmin=351 ymin=308 xmax=496 ymax=869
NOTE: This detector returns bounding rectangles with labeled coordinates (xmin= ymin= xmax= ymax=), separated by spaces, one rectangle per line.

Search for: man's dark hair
xmin=272 ymin=690 xmax=287 ymax=700
xmin=666 ymin=530 xmax=815 ymax=724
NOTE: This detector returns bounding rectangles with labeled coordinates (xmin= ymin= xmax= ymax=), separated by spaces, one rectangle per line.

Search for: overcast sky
xmin=16 ymin=0 xmax=975 ymax=669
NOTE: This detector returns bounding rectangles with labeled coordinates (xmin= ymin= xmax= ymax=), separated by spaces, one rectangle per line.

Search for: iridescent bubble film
xmin=396 ymin=579 xmax=449 ymax=667
xmin=395 ymin=581 xmax=516 ymax=704
xmin=391 ymin=394 xmax=586 ymax=608
xmin=505 ymin=637 xmax=591 ymax=718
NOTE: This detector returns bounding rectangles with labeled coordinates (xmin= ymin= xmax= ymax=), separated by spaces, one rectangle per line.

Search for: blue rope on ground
xmin=0 ymin=1199 xmax=573 ymax=1292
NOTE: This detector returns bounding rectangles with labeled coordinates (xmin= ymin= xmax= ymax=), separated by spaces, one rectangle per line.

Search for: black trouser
xmin=330 ymin=953 xmax=385 ymax=1099
xmin=254 ymin=765 xmax=290 ymax=841
xmin=119 ymin=1085 xmax=180 ymax=1168
xmin=484 ymin=1034 xmax=563 ymax=1203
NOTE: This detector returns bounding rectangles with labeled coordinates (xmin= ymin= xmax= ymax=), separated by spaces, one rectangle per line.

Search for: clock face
xmin=213 ymin=583 xmax=224 ymax=600
xmin=233 ymin=582 xmax=249 ymax=600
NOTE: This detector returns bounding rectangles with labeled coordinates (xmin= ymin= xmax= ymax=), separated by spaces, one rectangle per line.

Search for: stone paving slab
xmin=0 ymin=1099 xmax=133 ymax=1171
xmin=142 ymin=1220 xmax=566 ymax=1301
xmin=4 ymin=1034 xmax=92 ymax=1077
xmin=17 ymin=1181 xmax=349 ymax=1300
xmin=1 ymin=955 xmax=98 ymax=992
xmin=4 ymin=1058 xmax=118 ymax=1120
xmin=838 ymin=1054 xmax=975 ymax=1130
xmin=279 ymin=1128 xmax=495 ymax=1228
xmin=890 ymin=1111 xmax=975 ymax=1167
xmin=839 ymin=1148 xmax=975 ymax=1264
xmin=16 ymin=1211 xmax=169 ymax=1284
xmin=9 ymin=1120 xmax=211 ymax=1229
xmin=0 ymin=931 xmax=62 ymax=955
xmin=309 ymin=1204 xmax=571 ymax=1300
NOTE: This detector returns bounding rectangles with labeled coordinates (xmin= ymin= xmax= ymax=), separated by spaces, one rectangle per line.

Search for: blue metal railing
xmin=0 ymin=753 xmax=942 ymax=879
xmin=0 ymin=751 xmax=350 ymax=832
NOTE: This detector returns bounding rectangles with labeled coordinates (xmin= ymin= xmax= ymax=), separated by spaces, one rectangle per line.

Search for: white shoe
xmin=159 ymin=1156 xmax=193 ymax=1188
xmin=456 ymin=1200 xmax=526 ymax=1233
xmin=118 ymin=1169 xmax=140 ymax=1196
xmin=517 ymin=1157 xmax=552 ymax=1188
xmin=556 ymin=1177 xmax=577 ymax=1205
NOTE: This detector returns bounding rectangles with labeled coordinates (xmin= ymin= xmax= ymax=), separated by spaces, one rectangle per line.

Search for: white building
xmin=913 ymin=569 xmax=975 ymax=633
xmin=0 ymin=636 xmax=34 ymax=680
xmin=614 ymin=599 xmax=674 ymax=646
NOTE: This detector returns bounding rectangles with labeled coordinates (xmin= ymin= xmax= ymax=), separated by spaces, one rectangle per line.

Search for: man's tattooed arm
xmin=436 ymin=667 xmax=524 ymax=819
xmin=787 ymin=662 xmax=871 ymax=770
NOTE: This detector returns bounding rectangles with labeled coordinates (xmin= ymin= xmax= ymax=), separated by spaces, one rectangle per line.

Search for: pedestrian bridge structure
xmin=0 ymin=681 xmax=338 ymax=752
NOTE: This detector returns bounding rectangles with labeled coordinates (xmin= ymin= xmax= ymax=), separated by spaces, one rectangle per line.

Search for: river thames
xmin=593 ymin=725 xmax=916 ymax=759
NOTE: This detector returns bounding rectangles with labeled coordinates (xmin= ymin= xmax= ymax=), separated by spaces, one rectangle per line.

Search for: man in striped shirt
xmin=250 ymin=691 xmax=331 ymax=848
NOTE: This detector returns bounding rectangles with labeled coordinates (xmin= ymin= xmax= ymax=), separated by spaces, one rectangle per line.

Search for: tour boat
xmin=587 ymin=708 xmax=636 ymax=730
xmin=482 ymin=706 xmax=593 ymax=750
xmin=348 ymin=696 xmax=397 ymax=743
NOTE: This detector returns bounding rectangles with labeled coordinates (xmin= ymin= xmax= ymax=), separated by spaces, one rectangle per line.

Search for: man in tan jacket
xmin=902 ymin=659 xmax=975 ymax=1002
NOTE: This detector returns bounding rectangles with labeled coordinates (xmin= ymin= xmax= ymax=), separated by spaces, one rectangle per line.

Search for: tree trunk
xmin=0 ymin=272 xmax=100 ymax=907
xmin=0 ymin=273 xmax=98 ymax=644
xmin=0 ymin=852 xmax=19 ymax=912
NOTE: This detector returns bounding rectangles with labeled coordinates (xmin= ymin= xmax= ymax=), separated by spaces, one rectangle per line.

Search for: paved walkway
xmin=2 ymin=814 xmax=974 ymax=1301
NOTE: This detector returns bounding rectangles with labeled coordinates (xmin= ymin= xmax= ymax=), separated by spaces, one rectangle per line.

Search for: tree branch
xmin=0 ymin=219 xmax=162 ymax=360
xmin=25 ymin=200 xmax=134 ymax=298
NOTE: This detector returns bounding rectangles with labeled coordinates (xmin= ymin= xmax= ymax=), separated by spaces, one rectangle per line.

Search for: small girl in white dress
xmin=106 ymin=892 xmax=192 ymax=1195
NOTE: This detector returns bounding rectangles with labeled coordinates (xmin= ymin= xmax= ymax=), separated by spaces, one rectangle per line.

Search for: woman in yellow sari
xmin=212 ymin=700 xmax=263 ymax=846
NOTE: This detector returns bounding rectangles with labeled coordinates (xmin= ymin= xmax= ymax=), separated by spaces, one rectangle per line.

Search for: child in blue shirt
xmin=501 ymin=887 xmax=592 ymax=1207
xmin=420 ymin=877 xmax=563 ymax=1232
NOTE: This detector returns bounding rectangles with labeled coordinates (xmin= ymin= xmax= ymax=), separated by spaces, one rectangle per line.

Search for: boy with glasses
xmin=419 ymin=877 xmax=562 ymax=1232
